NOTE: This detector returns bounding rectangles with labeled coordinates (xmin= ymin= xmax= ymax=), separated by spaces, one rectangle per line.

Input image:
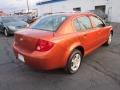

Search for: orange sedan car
xmin=13 ymin=12 xmax=113 ymax=74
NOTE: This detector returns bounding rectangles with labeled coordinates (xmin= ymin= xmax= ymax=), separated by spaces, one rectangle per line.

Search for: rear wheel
xmin=104 ymin=33 xmax=112 ymax=46
xmin=4 ymin=29 xmax=9 ymax=37
xmin=65 ymin=49 xmax=82 ymax=74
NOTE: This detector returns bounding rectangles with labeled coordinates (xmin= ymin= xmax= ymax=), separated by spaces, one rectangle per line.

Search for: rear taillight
xmin=36 ymin=39 xmax=54 ymax=52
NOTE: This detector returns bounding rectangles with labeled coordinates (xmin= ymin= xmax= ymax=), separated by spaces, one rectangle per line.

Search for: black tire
xmin=104 ymin=33 xmax=112 ymax=46
xmin=65 ymin=49 xmax=82 ymax=74
xmin=4 ymin=29 xmax=9 ymax=37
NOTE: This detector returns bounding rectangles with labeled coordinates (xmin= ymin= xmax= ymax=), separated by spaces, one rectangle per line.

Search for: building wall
xmin=111 ymin=0 xmax=120 ymax=22
xmin=37 ymin=0 xmax=119 ymax=22
xmin=37 ymin=0 xmax=96 ymax=14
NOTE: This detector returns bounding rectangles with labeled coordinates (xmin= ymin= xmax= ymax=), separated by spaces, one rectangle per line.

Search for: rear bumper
xmin=13 ymin=43 xmax=66 ymax=70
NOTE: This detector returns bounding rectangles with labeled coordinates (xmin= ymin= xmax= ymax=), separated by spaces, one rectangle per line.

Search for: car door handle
xmin=83 ymin=34 xmax=87 ymax=38
xmin=83 ymin=34 xmax=87 ymax=36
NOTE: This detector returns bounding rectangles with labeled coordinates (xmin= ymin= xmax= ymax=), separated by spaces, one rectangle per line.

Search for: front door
xmin=89 ymin=16 xmax=109 ymax=44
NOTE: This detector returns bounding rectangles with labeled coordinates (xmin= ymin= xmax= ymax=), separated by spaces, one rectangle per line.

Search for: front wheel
xmin=65 ymin=49 xmax=82 ymax=74
xmin=104 ymin=33 xmax=112 ymax=46
xmin=4 ymin=29 xmax=9 ymax=37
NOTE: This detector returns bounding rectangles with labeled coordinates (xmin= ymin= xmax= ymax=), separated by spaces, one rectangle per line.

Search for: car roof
xmin=48 ymin=12 xmax=96 ymax=17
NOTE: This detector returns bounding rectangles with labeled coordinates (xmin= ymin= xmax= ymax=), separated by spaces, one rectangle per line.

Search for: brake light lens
xmin=36 ymin=39 xmax=54 ymax=52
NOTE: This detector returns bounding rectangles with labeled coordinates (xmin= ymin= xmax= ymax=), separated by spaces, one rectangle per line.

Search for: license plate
xmin=18 ymin=54 xmax=25 ymax=62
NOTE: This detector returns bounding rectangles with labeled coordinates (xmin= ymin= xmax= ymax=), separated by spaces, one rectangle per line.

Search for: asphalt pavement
xmin=0 ymin=23 xmax=120 ymax=90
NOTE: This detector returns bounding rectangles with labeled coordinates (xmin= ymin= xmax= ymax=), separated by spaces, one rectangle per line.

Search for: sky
xmin=0 ymin=0 xmax=45 ymax=13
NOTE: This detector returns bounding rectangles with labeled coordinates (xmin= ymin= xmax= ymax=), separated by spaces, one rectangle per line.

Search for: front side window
xmin=74 ymin=16 xmax=92 ymax=31
xmin=90 ymin=16 xmax=105 ymax=28
xmin=31 ymin=15 xmax=67 ymax=32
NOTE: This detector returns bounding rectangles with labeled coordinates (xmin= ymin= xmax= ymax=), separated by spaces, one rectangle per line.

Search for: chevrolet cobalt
xmin=13 ymin=13 xmax=113 ymax=74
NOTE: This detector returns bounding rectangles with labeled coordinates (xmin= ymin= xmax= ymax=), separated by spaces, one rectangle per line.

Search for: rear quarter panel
xmin=52 ymin=32 xmax=83 ymax=67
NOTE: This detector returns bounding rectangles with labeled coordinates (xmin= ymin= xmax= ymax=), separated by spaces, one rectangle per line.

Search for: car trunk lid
xmin=14 ymin=29 xmax=54 ymax=52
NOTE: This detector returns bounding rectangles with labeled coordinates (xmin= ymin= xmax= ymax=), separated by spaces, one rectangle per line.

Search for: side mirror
xmin=98 ymin=24 xmax=106 ymax=27
xmin=106 ymin=22 xmax=111 ymax=26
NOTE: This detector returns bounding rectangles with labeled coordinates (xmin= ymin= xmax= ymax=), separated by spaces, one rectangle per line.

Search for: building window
xmin=73 ymin=7 xmax=81 ymax=12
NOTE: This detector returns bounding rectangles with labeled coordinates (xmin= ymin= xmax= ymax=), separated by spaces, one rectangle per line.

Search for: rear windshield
xmin=31 ymin=15 xmax=67 ymax=31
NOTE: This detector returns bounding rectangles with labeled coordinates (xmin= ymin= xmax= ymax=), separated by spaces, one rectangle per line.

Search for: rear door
xmin=73 ymin=16 xmax=100 ymax=54
xmin=89 ymin=15 xmax=110 ymax=45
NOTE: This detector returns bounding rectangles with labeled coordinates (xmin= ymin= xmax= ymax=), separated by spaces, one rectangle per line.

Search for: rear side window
xmin=74 ymin=16 xmax=92 ymax=31
xmin=90 ymin=16 xmax=105 ymax=28
xmin=31 ymin=15 xmax=67 ymax=32
xmin=74 ymin=20 xmax=81 ymax=31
